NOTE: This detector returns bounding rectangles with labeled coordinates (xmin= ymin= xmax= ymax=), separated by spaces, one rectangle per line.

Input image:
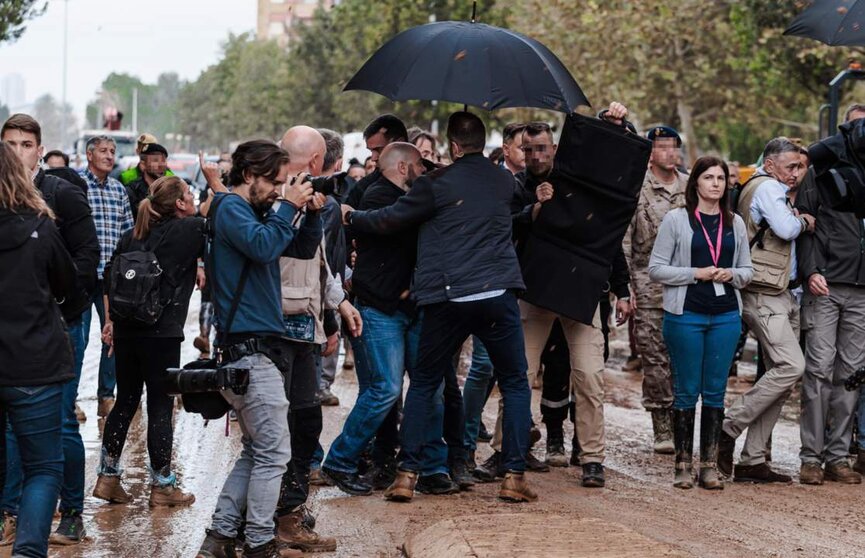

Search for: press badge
xmin=713 ymin=282 xmax=725 ymax=297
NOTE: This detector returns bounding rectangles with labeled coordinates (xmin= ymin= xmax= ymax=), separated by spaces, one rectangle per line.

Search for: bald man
xmin=271 ymin=125 xmax=361 ymax=552
xmin=323 ymin=143 xmax=462 ymax=495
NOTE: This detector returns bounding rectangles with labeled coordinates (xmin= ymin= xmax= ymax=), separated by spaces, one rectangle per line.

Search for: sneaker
xmin=319 ymin=388 xmax=340 ymax=407
xmin=383 ymin=470 xmax=418 ymax=502
xmin=97 ymin=398 xmax=115 ymax=418
xmin=472 ymin=451 xmax=502 ymax=482
xmin=824 ymin=461 xmax=862 ymax=484
xmin=498 ymin=472 xmax=538 ymax=503
xmin=415 ymin=473 xmax=459 ymax=495
xmin=196 ymin=529 xmax=237 ymax=558
xmin=581 ymin=462 xmax=605 ymax=488
xmin=526 ymin=451 xmax=550 ymax=472
xmin=74 ymin=403 xmax=86 ymax=422
xmin=0 ymin=512 xmax=16 ymax=546
xmin=93 ymin=475 xmax=132 ymax=504
xmin=622 ymin=355 xmax=642 ymax=372
xmin=150 ymin=484 xmax=196 ymax=507
xmin=733 ymin=462 xmax=792 ymax=484
xmin=48 ymin=510 xmax=86 ymax=545
xmin=276 ymin=509 xmax=337 ymax=552
xmin=320 ymin=466 xmax=372 ymax=496
xmin=799 ymin=463 xmax=824 ymax=485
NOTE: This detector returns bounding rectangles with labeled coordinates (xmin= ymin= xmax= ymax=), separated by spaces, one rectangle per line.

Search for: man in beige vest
xmin=718 ymin=137 xmax=815 ymax=483
xmin=272 ymin=126 xmax=362 ymax=553
xmin=622 ymin=126 xmax=688 ymax=454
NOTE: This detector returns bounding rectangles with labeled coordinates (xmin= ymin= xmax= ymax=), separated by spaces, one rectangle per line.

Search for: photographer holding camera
xmin=196 ymin=140 xmax=319 ymax=558
xmin=96 ymin=175 xmax=203 ymax=508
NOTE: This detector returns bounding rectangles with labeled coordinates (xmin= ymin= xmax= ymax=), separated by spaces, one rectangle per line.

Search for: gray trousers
xmin=800 ymin=285 xmax=865 ymax=465
xmin=210 ymin=354 xmax=291 ymax=548
xmin=724 ymin=290 xmax=805 ymax=466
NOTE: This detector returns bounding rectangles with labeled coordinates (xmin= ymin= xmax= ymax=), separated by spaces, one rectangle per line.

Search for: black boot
xmin=698 ymin=406 xmax=724 ymax=490
xmin=672 ymin=408 xmax=695 ymax=489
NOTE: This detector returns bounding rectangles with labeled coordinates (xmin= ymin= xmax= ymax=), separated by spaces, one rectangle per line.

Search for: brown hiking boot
xmin=92 ymin=475 xmax=132 ymax=503
xmin=276 ymin=510 xmax=337 ymax=553
xmin=383 ymin=470 xmax=418 ymax=502
xmin=150 ymin=485 xmax=196 ymax=507
xmin=97 ymin=398 xmax=115 ymax=418
xmin=498 ymin=472 xmax=537 ymax=503
xmin=0 ymin=511 xmax=16 ymax=546
xmin=824 ymin=461 xmax=862 ymax=484
xmin=799 ymin=463 xmax=824 ymax=485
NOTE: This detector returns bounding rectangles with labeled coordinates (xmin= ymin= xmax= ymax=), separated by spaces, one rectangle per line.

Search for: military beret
xmin=140 ymin=143 xmax=168 ymax=157
xmin=647 ymin=126 xmax=682 ymax=146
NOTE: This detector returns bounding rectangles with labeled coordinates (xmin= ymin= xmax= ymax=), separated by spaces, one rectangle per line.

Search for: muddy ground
xmin=11 ymin=300 xmax=865 ymax=557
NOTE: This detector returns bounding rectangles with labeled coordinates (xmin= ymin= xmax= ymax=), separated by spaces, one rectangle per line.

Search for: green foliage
xmin=0 ymin=0 xmax=45 ymax=44
xmin=85 ymin=72 xmax=183 ymax=140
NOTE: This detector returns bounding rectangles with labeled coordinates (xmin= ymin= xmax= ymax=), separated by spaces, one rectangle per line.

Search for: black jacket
xmin=0 ymin=209 xmax=75 ymax=386
xmin=797 ymin=171 xmax=865 ymax=286
xmin=352 ymin=175 xmax=417 ymax=315
xmin=349 ymin=153 xmax=525 ymax=306
xmin=35 ymin=169 xmax=100 ymax=322
xmin=125 ymin=177 xmax=149 ymax=222
xmin=105 ymin=217 xmax=207 ymax=339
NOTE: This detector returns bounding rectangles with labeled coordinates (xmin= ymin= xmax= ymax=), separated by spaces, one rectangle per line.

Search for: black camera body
xmin=165 ymin=366 xmax=250 ymax=396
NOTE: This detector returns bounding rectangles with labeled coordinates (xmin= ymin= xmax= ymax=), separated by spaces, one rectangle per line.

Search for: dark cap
xmin=140 ymin=143 xmax=168 ymax=157
xmin=647 ymin=126 xmax=681 ymax=146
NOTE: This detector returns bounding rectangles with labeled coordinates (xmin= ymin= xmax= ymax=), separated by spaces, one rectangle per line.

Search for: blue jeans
xmin=81 ymin=280 xmax=116 ymax=400
xmin=663 ymin=310 xmax=741 ymax=409
xmin=462 ymin=337 xmax=493 ymax=452
xmin=858 ymin=388 xmax=865 ymax=451
xmin=400 ymin=293 xmax=530 ymax=473
xmin=325 ymin=306 xmax=447 ymax=476
xmin=0 ymin=384 xmax=64 ymax=558
xmin=2 ymin=317 xmax=86 ymax=516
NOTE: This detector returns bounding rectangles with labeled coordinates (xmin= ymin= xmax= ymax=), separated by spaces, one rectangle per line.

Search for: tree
xmin=31 ymin=94 xmax=78 ymax=150
xmin=85 ymin=72 xmax=184 ymax=139
xmin=0 ymin=0 xmax=45 ymax=44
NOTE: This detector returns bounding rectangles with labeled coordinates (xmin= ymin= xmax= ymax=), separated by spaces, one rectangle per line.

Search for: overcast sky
xmin=0 ymin=0 xmax=256 ymax=124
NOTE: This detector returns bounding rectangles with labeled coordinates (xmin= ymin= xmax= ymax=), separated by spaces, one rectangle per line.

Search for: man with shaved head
xmin=322 ymin=142 xmax=442 ymax=496
xmin=269 ymin=125 xmax=362 ymax=553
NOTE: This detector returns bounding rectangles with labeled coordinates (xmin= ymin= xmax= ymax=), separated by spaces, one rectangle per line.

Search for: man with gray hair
xmin=80 ymin=135 xmax=134 ymax=418
xmin=718 ymin=137 xmax=815 ymax=483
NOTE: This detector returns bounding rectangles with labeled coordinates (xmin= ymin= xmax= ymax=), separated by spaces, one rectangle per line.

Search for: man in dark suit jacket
xmin=343 ymin=111 xmax=536 ymax=504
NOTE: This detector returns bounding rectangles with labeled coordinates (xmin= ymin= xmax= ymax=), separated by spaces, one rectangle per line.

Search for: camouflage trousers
xmin=633 ymin=307 xmax=673 ymax=410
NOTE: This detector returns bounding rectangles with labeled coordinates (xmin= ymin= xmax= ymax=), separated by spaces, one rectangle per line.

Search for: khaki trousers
xmin=491 ymin=300 xmax=606 ymax=464
xmin=723 ymin=290 xmax=804 ymax=466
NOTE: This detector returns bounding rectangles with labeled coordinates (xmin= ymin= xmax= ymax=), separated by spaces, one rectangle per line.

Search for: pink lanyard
xmin=694 ymin=210 xmax=723 ymax=267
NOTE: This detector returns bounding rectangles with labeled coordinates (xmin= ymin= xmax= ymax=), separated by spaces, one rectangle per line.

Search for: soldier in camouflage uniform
xmin=622 ymin=126 xmax=688 ymax=454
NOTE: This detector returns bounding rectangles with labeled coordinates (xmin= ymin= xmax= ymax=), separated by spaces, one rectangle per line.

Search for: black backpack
xmin=108 ymin=232 xmax=171 ymax=326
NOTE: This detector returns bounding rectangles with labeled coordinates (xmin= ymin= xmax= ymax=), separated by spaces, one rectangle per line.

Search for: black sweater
xmin=351 ymin=176 xmax=417 ymax=315
xmin=105 ymin=217 xmax=206 ymax=339
xmin=0 ymin=209 xmax=76 ymax=386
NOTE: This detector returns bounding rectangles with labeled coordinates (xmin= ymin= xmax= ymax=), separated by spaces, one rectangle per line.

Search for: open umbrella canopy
xmin=784 ymin=0 xmax=865 ymax=46
xmin=344 ymin=21 xmax=589 ymax=114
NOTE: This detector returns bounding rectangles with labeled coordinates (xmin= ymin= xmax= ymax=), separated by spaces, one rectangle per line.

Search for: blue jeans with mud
xmin=324 ymin=305 xmax=448 ymax=477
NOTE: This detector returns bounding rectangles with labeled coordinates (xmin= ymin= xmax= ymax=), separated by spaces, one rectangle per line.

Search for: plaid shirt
xmin=81 ymin=168 xmax=133 ymax=279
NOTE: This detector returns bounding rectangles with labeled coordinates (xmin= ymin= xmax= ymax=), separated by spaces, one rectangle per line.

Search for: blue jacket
xmin=208 ymin=193 xmax=321 ymax=339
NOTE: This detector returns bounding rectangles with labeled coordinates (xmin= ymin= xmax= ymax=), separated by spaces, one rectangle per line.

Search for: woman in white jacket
xmin=649 ymin=156 xmax=753 ymax=490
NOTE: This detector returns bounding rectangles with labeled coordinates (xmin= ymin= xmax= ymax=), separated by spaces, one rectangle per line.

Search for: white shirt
xmin=749 ymin=169 xmax=804 ymax=281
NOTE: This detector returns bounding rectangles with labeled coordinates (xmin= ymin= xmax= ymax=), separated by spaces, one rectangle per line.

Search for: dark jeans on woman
xmin=0 ymin=383 xmax=64 ymax=558
xmin=101 ymin=337 xmax=180 ymax=483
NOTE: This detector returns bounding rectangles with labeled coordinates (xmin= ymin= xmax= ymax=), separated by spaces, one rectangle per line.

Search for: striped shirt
xmin=80 ymin=168 xmax=133 ymax=279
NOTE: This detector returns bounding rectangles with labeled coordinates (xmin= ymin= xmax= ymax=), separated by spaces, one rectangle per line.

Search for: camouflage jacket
xmin=623 ymin=168 xmax=688 ymax=309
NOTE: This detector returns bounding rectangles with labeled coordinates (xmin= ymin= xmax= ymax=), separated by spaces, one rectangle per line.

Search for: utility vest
xmin=737 ymin=176 xmax=794 ymax=295
xmin=279 ymin=238 xmax=329 ymax=344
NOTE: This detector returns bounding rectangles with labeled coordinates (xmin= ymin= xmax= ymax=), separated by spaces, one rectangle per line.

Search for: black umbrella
xmin=784 ymin=0 xmax=865 ymax=46
xmin=344 ymin=19 xmax=589 ymax=113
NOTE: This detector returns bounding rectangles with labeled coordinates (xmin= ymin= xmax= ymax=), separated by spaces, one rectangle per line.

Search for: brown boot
xmin=92 ymin=475 xmax=132 ymax=503
xmin=383 ymin=470 xmax=417 ymax=502
xmin=276 ymin=510 xmax=337 ymax=553
xmin=799 ymin=463 xmax=824 ymax=485
xmin=97 ymin=398 xmax=115 ymax=418
xmin=498 ymin=472 xmax=538 ymax=503
xmin=0 ymin=511 xmax=16 ymax=546
xmin=854 ymin=450 xmax=865 ymax=475
xmin=150 ymin=485 xmax=196 ymax=507
xmin=824 ymin=461 xmax=862 ymax=484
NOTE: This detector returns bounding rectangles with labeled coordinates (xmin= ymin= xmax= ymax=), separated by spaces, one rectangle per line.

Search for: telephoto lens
xmin=165 ymin=368 xmax=222 ymax=395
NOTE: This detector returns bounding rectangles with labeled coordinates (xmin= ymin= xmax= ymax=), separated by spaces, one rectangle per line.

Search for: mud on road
xmin=12 ymin=302 xmax=865 ymax=557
